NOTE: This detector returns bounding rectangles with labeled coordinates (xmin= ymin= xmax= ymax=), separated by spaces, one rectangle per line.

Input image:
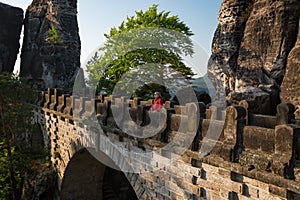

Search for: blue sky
xmin=2 ymin=0 xmax=222 ymax=74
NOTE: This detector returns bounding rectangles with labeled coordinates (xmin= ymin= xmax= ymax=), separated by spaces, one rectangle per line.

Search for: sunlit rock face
xmin=208 ymin=0 xmax=300 ymax=115
xmin=0 ymin=3 xmax=23 ymax=73
xmin=20 ymin=0 xmax=81 ymax=91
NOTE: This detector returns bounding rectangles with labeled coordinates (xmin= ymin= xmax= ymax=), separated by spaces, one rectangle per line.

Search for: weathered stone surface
xmin=248 ymin=113 xmax=277 ymax=128
xmin=243 ymin=126 xmax=275 ymax=153
xmin=0 ymin=3 xmax=23 ymax=73
xmin=20 ymin=0 xmax=80 ymax=90
xmin=21 ymin=161 xmax=57 ymax=200
xmin=281 ymin=18 xmax=300 ymax=119
xmin=38 ymin=88 xmax=300 ymax=199
xmin=208 ymin=0 xmax=254 ymax=103
xmin=237 ymin=0 xmax=299 ymax=87
xmin=171 ymin=114 xmax=188 ymax=132
xmin=208 ymin=0 xmax=300 ymax=115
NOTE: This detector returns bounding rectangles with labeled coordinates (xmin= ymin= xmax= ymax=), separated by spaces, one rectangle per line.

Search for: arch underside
xmin=60 ymin=148 xmax=138 ymax=200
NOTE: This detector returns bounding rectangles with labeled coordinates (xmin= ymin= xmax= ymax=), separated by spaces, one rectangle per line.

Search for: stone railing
xmin=39 ymin=88 xmax=300 ymax=199
xmin=40 ymin=89 xmax=300 ymax=168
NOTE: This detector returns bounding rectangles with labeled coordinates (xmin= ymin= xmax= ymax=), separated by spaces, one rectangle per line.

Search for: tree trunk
xmin=1 ymin=101 xmax=20 ymax=200
xmin=7 ymin=143 xmax=19 ymax=200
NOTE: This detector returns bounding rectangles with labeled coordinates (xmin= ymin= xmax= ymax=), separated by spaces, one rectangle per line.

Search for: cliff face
xmin=20 ymin=0 xmax=81 ymax=90
xmin=208 ymin=0 xmax=300 ymax=115
xmin=0 ymin=3 xmax=23 ymax=73
xmin=281 ymin=19 xmax=300 ymax=119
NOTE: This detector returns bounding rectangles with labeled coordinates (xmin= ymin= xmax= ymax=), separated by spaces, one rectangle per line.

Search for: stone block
xmin=276 ymin=103 xmax=296 ymax=125
xmin=272 ymin=154 xmax=291 ymax=177
xmin=176 ymin=179 xmax=199 ymax=194
xmin=269 ymin=184 xmax=287 ymax=198
xmin=275 ymin=125 xmax=295 ymax=154
xmin=220 ymin=144 xmax=234 ymax=162
xmin=171 ymin=114 xmax=188 ymax=132
xmin=96 ymin=102 xmax=106 ymax=115
xmin=249 ymin=114 xmax=277 ymax=129
xmin=239 ymin=151 xmax=272 ymax=171
xmin=206 ymin=106 xmax=219 ymax=120
xmin=104 ymin=95 xmax=112 ymax=101
xmin=243 ymin=126 xmax=275 ymax=153
xmin=202 ymin=163 xmax=219 ymax=174
xmin=82 ymin=99 xmax=95 ymax=118
xmin=220 ymin=179 xmax=243 ymax=194
xmin=218 ymin=168 xmax=231 ymax=179
xmin=57 ymin=94 xmax=69 ymax=113
xmin=206 ymin=190 xmax=222 ymax=200
xmin=169 ymin=191 xmax=184 ymax=200
xmin=174 ymin=105 xmax=187 ymax=115
xmin=133 ymin=97 xmax=142 ymax=108
xmin=63 ymin=96 xmax=73 ymax=117
xmin=243 ymin=176 xmax=269 ymax=191
xmin=73 ymin=97 xmax=86 ymax=119
xmin=187 ymin=103 xmax=198 ymax=132
xmin=201 ymin=119 xmax=225 ymax=140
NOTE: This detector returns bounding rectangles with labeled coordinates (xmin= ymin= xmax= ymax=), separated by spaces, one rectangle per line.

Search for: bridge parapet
xmin=38 ymin=88 xmax=300 ymax=199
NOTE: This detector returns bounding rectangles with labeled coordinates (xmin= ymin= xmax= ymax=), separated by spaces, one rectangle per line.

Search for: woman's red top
xmin=152 ymin=97 xmax=163 ymax=111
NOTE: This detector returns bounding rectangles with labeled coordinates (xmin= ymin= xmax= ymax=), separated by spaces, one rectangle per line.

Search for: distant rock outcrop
xmin=0 ymin=3 xmax=23 ymax=73
xmin=20 ymin=0 xmax=81 ymax=91
xmin=208 ymin=0 xmax=300 ymax=115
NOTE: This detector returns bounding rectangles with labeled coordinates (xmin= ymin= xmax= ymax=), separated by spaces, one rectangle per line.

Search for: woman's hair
xmin=154 ymin=91 xmax=162 ymax=98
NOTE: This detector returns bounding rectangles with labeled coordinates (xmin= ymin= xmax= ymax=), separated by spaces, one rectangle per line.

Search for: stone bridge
xmin=35 ymin=88 xmax=300 ymax=200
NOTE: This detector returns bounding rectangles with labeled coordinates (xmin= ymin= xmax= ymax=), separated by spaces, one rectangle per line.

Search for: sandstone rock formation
xmin=21 ymin=161 xmax=57 ymax=200
xmin=208 ymin=0 xmax=300 ymax=115
xmin=0 ymin=3 xmax=23 ymax=73
xmin=20 ymin=0 xmax=81 ymax=91
xmin=281 ymin=19 xmax=300 ymax=119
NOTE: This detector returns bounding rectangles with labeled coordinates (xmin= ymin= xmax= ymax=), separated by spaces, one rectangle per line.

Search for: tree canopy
xmin=86 ymin=4 xmax=195 ymax=99
xmin=0 ymin=73 xmax=47 ymax=199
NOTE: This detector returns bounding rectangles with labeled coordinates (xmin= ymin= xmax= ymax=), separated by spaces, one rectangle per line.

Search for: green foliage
xmin=47 ymin=23 xmax=61 ymax=44
xmin=0 ymin=147 xmax=12 ymax=199
xmin=104 ymin=4 xmax=193 ymax=38
xmin=86 ymin=4 xmax=195 ymax=100
xmin=217 ymin=23 xmax=221 ymax=31
xmin=0 ymin=73 xmax=48 ymax=199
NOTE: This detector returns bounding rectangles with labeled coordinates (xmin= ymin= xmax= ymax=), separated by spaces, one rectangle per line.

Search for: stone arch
xmin=60 ymin=148 xmax=139 ymax=200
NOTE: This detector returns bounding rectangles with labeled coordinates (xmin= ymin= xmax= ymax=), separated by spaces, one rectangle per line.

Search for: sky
xmin=1 ymin=0 xmax=222 ymax=75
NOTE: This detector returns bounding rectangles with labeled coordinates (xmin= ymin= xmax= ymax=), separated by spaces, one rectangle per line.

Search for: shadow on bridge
xmin=60 ymin=148 xmax=138 ymax=200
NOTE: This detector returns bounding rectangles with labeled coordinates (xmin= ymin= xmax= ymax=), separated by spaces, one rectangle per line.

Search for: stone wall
xmin=20 ymin=0 xmax=81 ymax=90
xmin=0 ymin=3 xmax=23 ymax=73
xmin=36 ymin=88 xmax=300 ymax=199
xmin=208 ymin=0 xmax=300 ymax=115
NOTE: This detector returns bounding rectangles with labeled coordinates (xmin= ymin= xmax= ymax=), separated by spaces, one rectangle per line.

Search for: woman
xmin=152 ymin=92 xmax=163 ymax=111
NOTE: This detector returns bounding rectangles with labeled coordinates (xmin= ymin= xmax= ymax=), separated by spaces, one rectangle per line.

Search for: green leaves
xmin=47 ymin=23 xmax=61 ymax=44
xmin=0 ymin=73 xmax=44 ymax=199
xmin=107 ymin=5 xmax=193 ymax=37
xmin=86 ymin=4 xmax=195 ymax=99
xmin=0 ymin=73 xmax=37 ymax=138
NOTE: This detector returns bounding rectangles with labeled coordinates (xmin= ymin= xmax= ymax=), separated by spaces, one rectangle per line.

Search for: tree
xmin=46 ymin=23 xmax=61 ymax=45
xmin=0 ymin=73 xmax=40 ymax=199
xmin=86 ymin=4 xmax=195 ymax=99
